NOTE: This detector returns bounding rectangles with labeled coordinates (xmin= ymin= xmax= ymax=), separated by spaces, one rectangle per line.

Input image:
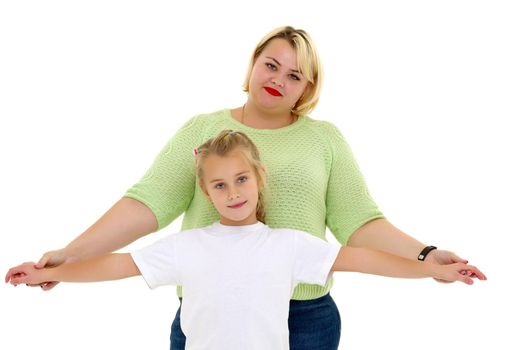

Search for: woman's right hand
xmin=30 ymin=249 xmax=78 ymax=290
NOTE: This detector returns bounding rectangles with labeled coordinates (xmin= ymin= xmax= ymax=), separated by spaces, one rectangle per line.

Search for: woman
xmin=31 ymin=26 xmax=478 ymax=349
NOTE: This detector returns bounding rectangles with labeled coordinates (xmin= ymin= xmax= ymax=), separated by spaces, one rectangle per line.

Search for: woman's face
xmin=248 ymin=38 xmax=309 ymax=114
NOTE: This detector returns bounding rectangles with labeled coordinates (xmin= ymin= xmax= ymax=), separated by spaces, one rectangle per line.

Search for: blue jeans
xmin=170 ymin=293 xmax=341 ymax=349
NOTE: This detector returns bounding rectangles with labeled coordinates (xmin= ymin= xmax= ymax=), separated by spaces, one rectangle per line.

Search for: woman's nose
xmin=271 ymin=77 xmax=284 ymax=87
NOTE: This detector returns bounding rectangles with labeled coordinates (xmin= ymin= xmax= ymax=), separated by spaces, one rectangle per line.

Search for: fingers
xmin=459 ymin=274 xmax=474 ymax=285
xmin=450 ymin=253 xmax=468 ymax=264
xmin=9 ymin=273 xmax=30 ymax=286
xmin=6 ymin=262 xmax=45 ymax=287
xmin=5 ymin=270 xmax=11 ymax=283
xmin=6 ymin=260 xmax=40 ymax=283
xmin=35 ymin=253 xmax=51 ymax=269
xmin=25 ymin=281 xmax=59 ymax=290
xmin=454 ymin=263 xmax=487 ymax=285
xmin=5 ymin=266 xmax=27 ymax=283
xmin=9 ymin=278 xmax=58 ymax=290
xmin=6 ymin=263 xmax=60 ymax=290
xmin=40 ymin=281 xmax=59 ymax=291
xmin=463 ymin=265 xmax=487 ymax=281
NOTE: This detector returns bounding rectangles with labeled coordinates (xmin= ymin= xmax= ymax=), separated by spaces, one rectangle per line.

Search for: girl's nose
xmin=228 ymin=191 xmax=240 ymax=200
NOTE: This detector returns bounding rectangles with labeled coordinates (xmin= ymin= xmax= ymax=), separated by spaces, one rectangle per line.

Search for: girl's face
xmin=200 ymin=151 xmax=260 ymax=226
xmin=248 ymin=38 xmax=309 ymax=114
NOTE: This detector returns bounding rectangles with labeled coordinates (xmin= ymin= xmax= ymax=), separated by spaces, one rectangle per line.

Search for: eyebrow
xmin=266 ymin=56 xmax=301 ymax=74
xmin=209 ymin=171 xmax=250 ymax=183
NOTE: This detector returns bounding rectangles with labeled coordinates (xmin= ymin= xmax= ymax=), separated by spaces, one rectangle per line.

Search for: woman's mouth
xmin=228 ymin=201 xmax=247 ymax=209
xmin=264 ymin=87 xmax=282 ymax=96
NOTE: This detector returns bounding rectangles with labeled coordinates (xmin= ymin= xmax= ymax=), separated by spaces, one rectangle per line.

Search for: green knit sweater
xmin=125 ymin=109 xmax=383 ymax=300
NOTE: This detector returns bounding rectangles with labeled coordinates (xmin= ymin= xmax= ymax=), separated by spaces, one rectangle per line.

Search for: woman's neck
xmin=233 ymin=103 xmax=296 ymax=129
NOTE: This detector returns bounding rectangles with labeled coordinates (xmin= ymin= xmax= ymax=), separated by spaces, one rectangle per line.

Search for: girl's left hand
xmin=424 ymin=249 xmax=484 ymax=283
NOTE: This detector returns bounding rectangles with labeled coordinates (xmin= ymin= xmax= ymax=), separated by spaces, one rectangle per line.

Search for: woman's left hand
xmin=424 ymin=249 xmax=482 ymax=283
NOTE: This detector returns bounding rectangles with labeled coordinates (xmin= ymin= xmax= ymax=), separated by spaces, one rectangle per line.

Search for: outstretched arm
xmin=6 ymin=253 xmax=140 ymax=286
xmin=347 ymin=218 xmax=483 ymax=283
xmin=31 ymin=198 xmax=156 ymax=290
xmin=348 ymin=218 xmax=428 ymax=259
xmin=331 ymin=246 xmax=486 ymax=284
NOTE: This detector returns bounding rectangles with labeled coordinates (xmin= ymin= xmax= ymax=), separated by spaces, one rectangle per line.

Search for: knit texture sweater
xmin=125 ymin=109 xmax=383 ymax=300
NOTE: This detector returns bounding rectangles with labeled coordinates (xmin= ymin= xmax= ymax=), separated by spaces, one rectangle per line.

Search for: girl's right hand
xmin=30 ymin=249 xmax=77 ymax=290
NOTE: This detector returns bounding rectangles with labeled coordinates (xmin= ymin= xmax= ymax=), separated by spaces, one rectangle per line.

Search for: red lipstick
xmin=264 ymin=87 xmax=282 ymax=96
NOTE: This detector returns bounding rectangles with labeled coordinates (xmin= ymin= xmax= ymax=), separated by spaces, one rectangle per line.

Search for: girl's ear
xmin=199 ymin=182 xmax=212 ymax=202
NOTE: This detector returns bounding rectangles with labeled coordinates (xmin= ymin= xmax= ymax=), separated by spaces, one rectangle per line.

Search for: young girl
xmin=6 ymin=130 xmax=486 ymax=350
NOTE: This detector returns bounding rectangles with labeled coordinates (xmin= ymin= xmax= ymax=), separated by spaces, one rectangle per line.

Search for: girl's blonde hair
xmin=195 ymin=130 xmax=267 ymax=223
xmin=242 ymin=26 xmax=323 ymax=116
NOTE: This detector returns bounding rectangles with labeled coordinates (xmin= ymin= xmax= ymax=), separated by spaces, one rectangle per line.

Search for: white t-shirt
xmin=131 ymin=221 xmax=340 ymax=350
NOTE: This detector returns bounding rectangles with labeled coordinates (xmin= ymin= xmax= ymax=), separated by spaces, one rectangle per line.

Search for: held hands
xmin=8 ymin=248 xmax=75 ymax=290
xmin=5 ymin=262 xmax=49 ymax=287
xmin=425 ymin=249 xmax=487 ymax=284
xmin=432 ymin=262 xmax=487 ymax=285
xmin=33 ymin=249 xmax=71 ymax=290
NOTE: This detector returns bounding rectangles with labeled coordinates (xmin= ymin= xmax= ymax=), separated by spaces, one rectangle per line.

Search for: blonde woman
xmin=21 ymin=27 xmax=484 ymax=349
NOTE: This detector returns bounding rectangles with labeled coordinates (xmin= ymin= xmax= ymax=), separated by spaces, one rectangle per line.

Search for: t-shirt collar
xmin=207 ymin=221 xmax=267 ymax=236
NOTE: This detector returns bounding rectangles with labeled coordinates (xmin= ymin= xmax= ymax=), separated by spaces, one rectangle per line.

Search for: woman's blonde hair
xmin=242 ymin=26 xmax=323 ymax=116
xmin=195 ymin=130 xmax=267 ymax=223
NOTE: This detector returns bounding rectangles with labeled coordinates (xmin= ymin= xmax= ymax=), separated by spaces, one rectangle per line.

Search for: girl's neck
xmin=219 ymin=215 xmax=258 ymax=227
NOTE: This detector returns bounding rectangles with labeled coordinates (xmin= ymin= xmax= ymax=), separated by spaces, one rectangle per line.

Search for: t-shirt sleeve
xmin=131 ymin=235 xmax=181 ymax=289
xmin=125 ymin=115 xmax=205 ymax=230
xmin=292 ymin=230 xmax=340 ymax=287
xmin=324 ymin=122 xmax=384 ymax=245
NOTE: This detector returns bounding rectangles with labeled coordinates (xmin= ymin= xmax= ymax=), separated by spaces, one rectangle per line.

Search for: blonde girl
xmin=7 ymin=130 xmax=485 ymax=350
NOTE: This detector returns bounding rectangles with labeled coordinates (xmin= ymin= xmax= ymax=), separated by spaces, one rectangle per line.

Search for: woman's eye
xmin=215 ymin=183 xmax=224 ymax=189
xmin=289 ymin=74 xmax=300 ymax=81
xmin=266 ymin=63 xmax=277 ymax=70
xmin=238 ymin=176 xmax=248 ymax=183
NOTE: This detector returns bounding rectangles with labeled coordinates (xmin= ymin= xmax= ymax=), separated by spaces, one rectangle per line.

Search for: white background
xmin=1 ymin=1 xmax=523 ymax=349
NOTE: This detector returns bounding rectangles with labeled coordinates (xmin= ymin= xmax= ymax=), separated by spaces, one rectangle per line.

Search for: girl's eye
xmin=238 ymin=176 xmax=248 ymax=183
xmin=215 ymin=183 xmax=225 ymax=189
xmin=289 ymin=74 xmax=300 ymax=81
xmin=266 ymin=63 xmax=277 ymax=70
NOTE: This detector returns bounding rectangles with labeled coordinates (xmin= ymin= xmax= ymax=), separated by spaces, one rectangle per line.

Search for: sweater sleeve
xmin=324 ymin=122 xmax=384 ymax=245
xmin=125 ymin=115 xmax=205 ymax=230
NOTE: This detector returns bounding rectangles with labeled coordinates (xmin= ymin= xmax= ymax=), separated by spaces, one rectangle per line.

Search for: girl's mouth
xmin=228 ymin=201 xmax=247 ymax=209
xmin=264 ymin=87 xmax=282 ymax=96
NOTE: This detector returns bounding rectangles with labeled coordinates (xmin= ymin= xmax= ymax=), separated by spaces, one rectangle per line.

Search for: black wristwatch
xmin=418 ymin=246 xmax=437 ymax=261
